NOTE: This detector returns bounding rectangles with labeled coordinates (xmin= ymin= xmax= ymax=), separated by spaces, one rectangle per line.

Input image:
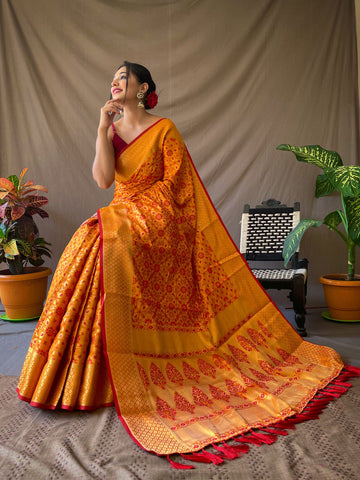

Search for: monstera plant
xmin=276 ymin=144 xmax=360 ymax=280
xmin=276 ymin=144 xmax=360 ymax=321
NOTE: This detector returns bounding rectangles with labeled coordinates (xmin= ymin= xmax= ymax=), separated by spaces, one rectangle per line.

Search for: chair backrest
xmin=240 ymin=199 xmax=300 ymax=262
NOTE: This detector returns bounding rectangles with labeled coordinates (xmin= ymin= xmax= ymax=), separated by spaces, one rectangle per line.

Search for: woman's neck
xmin=121 ymin=106 xmax=150 ymax=128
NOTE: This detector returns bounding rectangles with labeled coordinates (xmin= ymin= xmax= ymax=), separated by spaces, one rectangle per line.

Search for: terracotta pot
xmin=319 ymin=274 xmax=360 ymax=321
xmin=0 ymin=267 xmax=52 ymax=320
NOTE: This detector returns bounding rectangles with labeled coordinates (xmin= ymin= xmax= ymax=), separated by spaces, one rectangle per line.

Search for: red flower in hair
xmin=146 ymin=91 xmax=158 ymax=109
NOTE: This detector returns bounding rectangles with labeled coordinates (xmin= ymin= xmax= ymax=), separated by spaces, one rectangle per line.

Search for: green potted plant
xmin=276 ymin=144 xmax=360 ymax=321
xmin=0 ymin=168 xmax=52 ymax=321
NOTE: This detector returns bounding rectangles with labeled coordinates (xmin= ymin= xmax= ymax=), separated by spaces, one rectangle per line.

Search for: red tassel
xmin=230 ymin=443 xmax=250 ymax=453
xmin=321 ymin=390 xmax=342 ymax=398
xmin=308 ymin=398 xmax=332 ymax=406
xmin=311 ymin=399 xmax=330 ymax=406
xmin=296 ymin=412 xmax=319 ymax=421
xmin=344 ymin=364 xmax=360 ymax=375
xmin=251 ymin=430 xmax=277 ymax=444
xmin=332 ymin=381 xmax=352 ymax=387
xmin=180 ymin=452 xmax=212 ymax=464
xmin=336 ymin=372 xmax=355 ymax=382
xmin=234 ymin=434 xmax=264 ymax=446
xmin=212 ymin=442 xmax=239 ymax=459
xmin=201 ymin=449 xmax=224 ymax=465
xmin=302 ymin=407 xmax=325 ymax=414
xmin=325 ymin=385 xmax=348 ymax=393
xmin=274 ymin=420 xmax=296 ymax=429
xmin=166 ymin=454 xmax=194 ymax=469
xmin=167 ymin=364 xmax=359 ymax=469
xmin=303 ymin=403 xmax=329 ymax=410
xmin=261 ymin=427 xmax=288 ymax=436
xmin=293 ymin=415 xmax=312 ymax=423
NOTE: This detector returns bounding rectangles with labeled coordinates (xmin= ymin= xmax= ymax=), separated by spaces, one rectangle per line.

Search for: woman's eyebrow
xmin=114 ymin=70 xmax=127 ymax=76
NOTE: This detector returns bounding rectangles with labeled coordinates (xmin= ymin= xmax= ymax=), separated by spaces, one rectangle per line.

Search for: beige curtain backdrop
xmin=0 ymin=0 xmax=359 ymax=305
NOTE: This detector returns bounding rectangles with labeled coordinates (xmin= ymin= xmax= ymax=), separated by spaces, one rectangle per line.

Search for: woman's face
xmin=111 ymin=67 xmax=147 ymax=106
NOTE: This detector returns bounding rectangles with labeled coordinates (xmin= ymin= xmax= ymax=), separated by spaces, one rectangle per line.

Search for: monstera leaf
xmin=282 ymin=219 xmax=322 ymax=266
xmin=276 ymin=144 xmax=343 ymax=169
xmin=325 ymin=166 xmax=360 ymax=198
xmin=323 ymin=211 xmax=343 ymax=230
xmin=315 ymin=174 xmax=335 ymax=198
xmin=345 ymin=196 xmax=360 ymax=246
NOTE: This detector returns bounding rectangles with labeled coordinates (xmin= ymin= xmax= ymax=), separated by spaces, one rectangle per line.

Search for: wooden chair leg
xmin=289 ymin=275 xmax=307 ymax=337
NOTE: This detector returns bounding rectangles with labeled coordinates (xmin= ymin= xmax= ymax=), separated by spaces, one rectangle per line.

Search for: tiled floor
xmin=1 ymin=301 xmax=359 ymax=376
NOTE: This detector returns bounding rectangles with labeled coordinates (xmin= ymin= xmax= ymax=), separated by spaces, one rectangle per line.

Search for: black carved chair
xmin=239 ymin=199 xmax=308 ymax=336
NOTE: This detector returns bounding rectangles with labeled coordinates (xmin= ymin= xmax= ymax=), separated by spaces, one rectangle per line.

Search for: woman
xmin=17 ymin=62 xmax=356 ymax=466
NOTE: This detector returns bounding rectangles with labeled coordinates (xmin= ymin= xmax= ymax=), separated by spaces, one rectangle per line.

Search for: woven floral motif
xmin=197 ymin=359 xmax=217 ymax=379
xmin=182 ymin=362 xmax=200 ymax=383
xmin=150 ymin=363 xmax=167 ymax=390
xmin=266 ymin=353 xmax=283 ymax=367
xmin=237 ymin=371 xmax=256 ymax=387
xmin=156 ymin=397 xmax=177 ymax=421
xmin=247 ymin=328 xmax=269 ymax=348
xmin=249 ymin=368 xmax=273 ymax=382
xmin=228 ymin=344 xmax=250 ymax=364
xmin=236 ymin=335 xmax=258 ymax=352
xmin=192 ymin=386 xmax=213 ymax=407
xmin=174 ymin=392 xmax=195 ymax=413
xmin=209 ymin=385 xmax=230 ymax=402
xmin=212 ymin=354 xmax=231 ymax=371
xmin=165 ymin=363 xmax=184 ymax=386
xmin=277 ymin=348 xmax=302 ymax=365
xmin=259 ymin=360 xmax=275 ymax=375
xmin=225 ymin=379 xmax=246 ymax=397
xmin=137 ymin=362 xmax=150 ymax=391
xmin=257 ymin=319 xmax=274 ymax=339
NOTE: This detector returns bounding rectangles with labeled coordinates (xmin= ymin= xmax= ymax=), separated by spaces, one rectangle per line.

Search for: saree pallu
xmin=18 ymin=118 xmax=346 ymax=458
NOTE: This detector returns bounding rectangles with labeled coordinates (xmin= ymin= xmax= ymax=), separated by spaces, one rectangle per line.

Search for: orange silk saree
xmin=17 ymin=118 xmax=357 ymax=464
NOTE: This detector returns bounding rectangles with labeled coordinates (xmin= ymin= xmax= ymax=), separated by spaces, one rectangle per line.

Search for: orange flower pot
xmin=319 ymin=274 xmax=360 ymax=322
xmin=0 ymin=267 xmax=52 ymax=320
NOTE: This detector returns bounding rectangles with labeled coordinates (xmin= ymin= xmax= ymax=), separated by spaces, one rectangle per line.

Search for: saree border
xmin=114 ymin=117 xmax=166 ymax=158
xmin=98 ymin=208 xmax=153 ymax=453
xmin=185 ymin=146 xmax=304 ymax=341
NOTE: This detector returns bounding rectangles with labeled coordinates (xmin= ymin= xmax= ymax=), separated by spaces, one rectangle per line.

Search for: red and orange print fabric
xmin=18 ymin=118 xmax=343 ymax=456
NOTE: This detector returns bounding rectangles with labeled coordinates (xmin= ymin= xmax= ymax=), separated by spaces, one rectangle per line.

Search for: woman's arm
xmin=92 ymin=100 xmax=122 ymax=189
xmin=92 ymin=126 xmax=115 ymax=189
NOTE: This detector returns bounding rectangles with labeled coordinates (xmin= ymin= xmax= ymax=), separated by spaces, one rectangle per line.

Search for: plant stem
xmin=341 ymin=193 xmax=349 ymax=233
xmin=347 ymin=239 xmax=356 ymax=281
xmin=328 ymin=225 xmax=347 ymax=244
xmin=7 ymin=256 xmax=23 ymax=275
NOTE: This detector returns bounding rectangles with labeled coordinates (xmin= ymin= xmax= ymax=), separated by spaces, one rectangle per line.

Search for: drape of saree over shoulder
xmin=17 ymin=118 xmax=356 ymax=461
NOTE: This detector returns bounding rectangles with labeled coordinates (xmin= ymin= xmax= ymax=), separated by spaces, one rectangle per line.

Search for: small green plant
xmin=0 ymin=168 xmax=51 ymax=274
xmin=276 ymin=144 xmax=360 ymax=280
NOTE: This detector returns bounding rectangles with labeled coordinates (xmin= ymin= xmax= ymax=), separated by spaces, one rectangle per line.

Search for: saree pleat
xmin=18 ymin=118 xmax=345 ymax=456
xmin=17 ymin=218 xmax=113 ymax=410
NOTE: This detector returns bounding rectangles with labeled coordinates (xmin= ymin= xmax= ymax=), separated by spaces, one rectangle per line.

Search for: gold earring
xmin=137 ymin=91 xmax=145 ymax=108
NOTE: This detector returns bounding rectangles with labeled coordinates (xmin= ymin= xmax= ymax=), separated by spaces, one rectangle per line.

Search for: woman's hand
xmin=99 ymin=99 xmax=123 ymax=130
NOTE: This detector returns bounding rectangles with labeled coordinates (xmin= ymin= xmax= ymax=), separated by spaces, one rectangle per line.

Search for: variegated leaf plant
xmin=0 ymin=168 xmax=51 ymax=274
xmin=276 ymin=145 xmax=360 ymax=280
